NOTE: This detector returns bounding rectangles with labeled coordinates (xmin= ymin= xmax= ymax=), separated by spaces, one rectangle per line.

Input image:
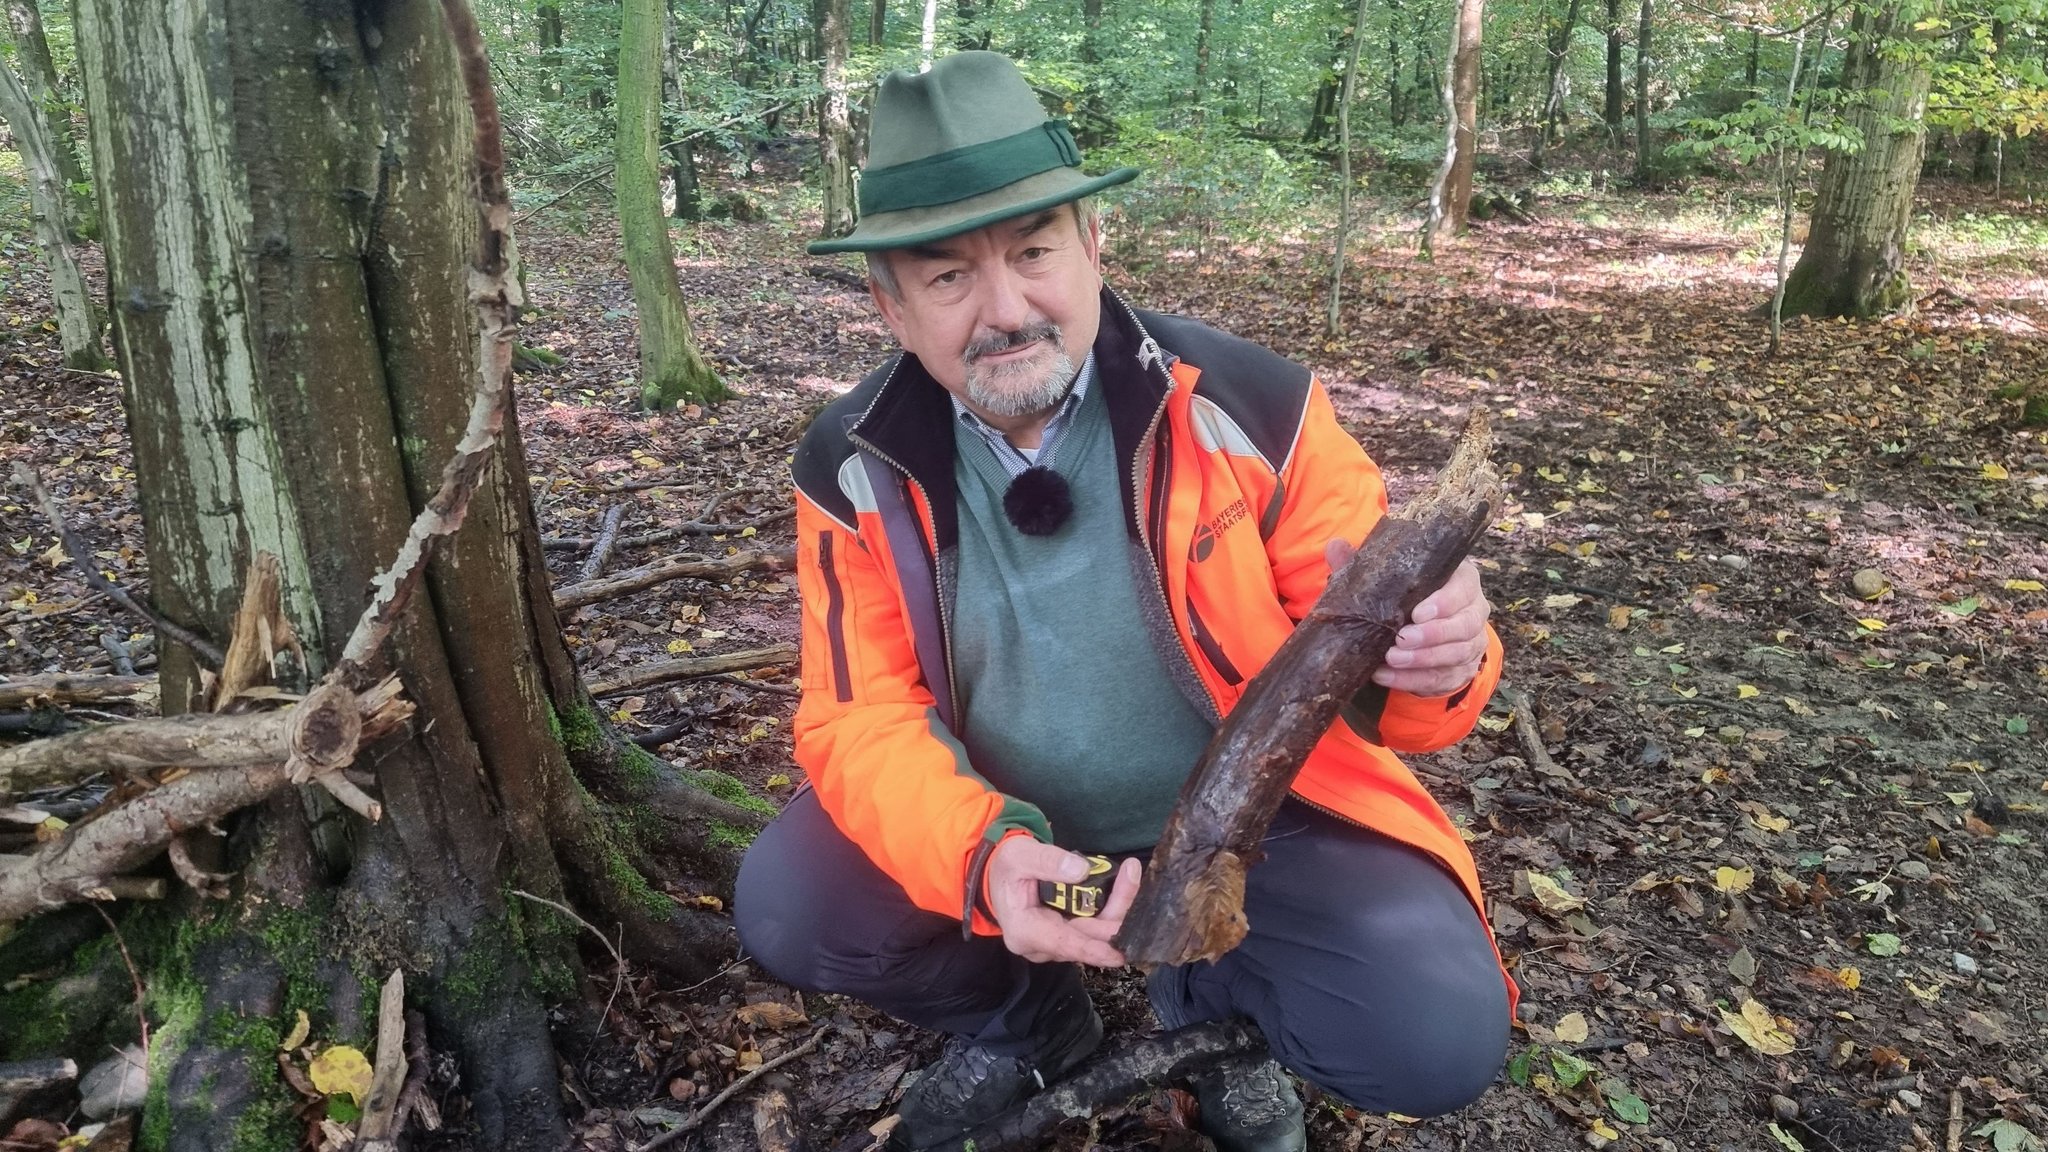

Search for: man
xmin=736 ymin=52 xmax=1513 ymax=1152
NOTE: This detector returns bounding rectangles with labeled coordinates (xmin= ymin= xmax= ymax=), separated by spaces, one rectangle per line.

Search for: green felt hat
xmin=807 ymin=51 xmax=1138 ymax=255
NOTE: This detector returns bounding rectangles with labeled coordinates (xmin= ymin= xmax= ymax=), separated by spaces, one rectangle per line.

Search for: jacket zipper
xmin=848 ymin=358 xmax=964 ymax=729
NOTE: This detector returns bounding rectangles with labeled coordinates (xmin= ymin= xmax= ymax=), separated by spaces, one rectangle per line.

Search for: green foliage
xmin=1676 ymin=98 xmax=1865 ymax=164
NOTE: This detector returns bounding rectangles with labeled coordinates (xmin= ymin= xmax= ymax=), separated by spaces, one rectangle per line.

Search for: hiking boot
xmin=889 ymin=999 xmax=1103 ymax=1149
xmin=1190 ymin=1056 xmax=1307 ymax=1152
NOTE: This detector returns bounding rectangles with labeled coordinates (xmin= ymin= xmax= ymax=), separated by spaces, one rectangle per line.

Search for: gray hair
xmin=866 ymin=197 xmax=1099 ymax=300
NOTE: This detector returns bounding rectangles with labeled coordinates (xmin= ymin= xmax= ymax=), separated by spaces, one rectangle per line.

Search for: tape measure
xmin=1037 ymin=855 xmax=1114 ymax=917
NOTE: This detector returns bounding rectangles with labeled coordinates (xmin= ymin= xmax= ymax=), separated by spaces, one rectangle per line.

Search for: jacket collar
xmin=849 ymin=285 xmax=1172 ymax=550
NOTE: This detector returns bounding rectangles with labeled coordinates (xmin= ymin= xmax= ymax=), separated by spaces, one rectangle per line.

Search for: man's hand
xmin=1326 ymin=542 xmax=1491 ymax=697
xmin=986 ymin=836 xmax=1141 ymax=967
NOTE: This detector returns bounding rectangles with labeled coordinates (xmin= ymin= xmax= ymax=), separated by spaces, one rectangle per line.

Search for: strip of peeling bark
xmin=1115 ymin=413 xmax=1501 ymax=967
xmin=553 ymin=549 xmax=793 ymax=612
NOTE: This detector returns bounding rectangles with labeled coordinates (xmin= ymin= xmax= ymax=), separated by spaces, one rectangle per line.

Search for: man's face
xmin=870 ymin=207 xmax=1103 ymax=421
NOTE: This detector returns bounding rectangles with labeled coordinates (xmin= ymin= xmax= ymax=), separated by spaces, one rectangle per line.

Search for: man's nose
xmin=976 ymin=264 xmax=1032 ymax=332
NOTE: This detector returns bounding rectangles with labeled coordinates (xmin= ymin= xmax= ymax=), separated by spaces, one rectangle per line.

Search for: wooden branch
xmin=349 ymin=0 xmax=517 ymax=673
xmin=752 ymin=1085 xmax=814 ymax=1152
xmin=577 ymin=503 xmax=630 ymax=582
xmin=1114 ymin=411 xmax=1502 ymax=967
xmin=0 ymin=674 xmax=155 ymax=710
xmin=355 ymin=970 xmax=409 ymax=1150
xmin=0 ymin=681 xmax=412 ymax=923
xmin=543 ymin=508 xmax=794 ymax=553
xmin=929 ymin=1020 xmax=1267 ymax=1152
xmin=553 ymin=549 xmax=793 ymax=612
xmin=0 ymin=709 xmax=292 ymax=798
xmin=0 ymin=1057 xmax=77 ymax=1095
xmin=634 ymin=1027 xmax=830 ymax=1152
xmin=587 ymin=644 xmax=798 ymax=698
xmin=11 ymin=463 xmax=225 ymax=669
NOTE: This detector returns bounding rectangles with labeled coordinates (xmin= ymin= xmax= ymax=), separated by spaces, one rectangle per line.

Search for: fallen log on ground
xmin=587 ymin=644 xmax=798 ymax=698
xmin=0 ymin=1058 xmax=78 ymax=1096
xmin=1115 ymin=411 xmax=1502 ymax=967
xmin=553 ymin=548 xmax=793 ymax=612
xmin=577 ymin=503 xmax=630 ymax=583
xmin=0 ymin=674 xmax=155 ymax=710
xmin=0 ymin=709 xmax=294 ymax=798
xmin=928 ymin=1019 xmax=1266 ymax=1152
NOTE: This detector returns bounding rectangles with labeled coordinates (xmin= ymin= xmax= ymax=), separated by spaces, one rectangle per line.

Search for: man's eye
xmin=1020 ymin=247 xmax=1050 ymax=260
xmin=931 ymin=270 xmax=962 ymax=287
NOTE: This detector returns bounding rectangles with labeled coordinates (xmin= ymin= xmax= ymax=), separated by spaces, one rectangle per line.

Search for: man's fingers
xmin=1383 ymin=633 xmax=1488 ymax=669
xmin=1324 ymin=538 xmax=1358 ymax=572
xmin=1098 ymin=858 xmax=1142 ymax=923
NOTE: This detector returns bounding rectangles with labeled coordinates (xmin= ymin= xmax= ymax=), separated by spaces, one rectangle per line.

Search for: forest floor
xmin=1 ymin=155 xmax=2045 ymax=1152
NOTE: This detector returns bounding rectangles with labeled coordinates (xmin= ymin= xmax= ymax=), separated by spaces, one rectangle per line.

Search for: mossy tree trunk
xmin=0 ymin=51 xmax=104 ymax=369
xmin=1 ymin=0 xmax=94 ymax=240
xmin=619 ymin=0 xmax=728 ymax=409
xmin=1779 ymin=0 xmax=1933 ymax=319
xmin=820 ymin=0 xmax=856 ymax=237
xmin=44 ymin=2 xmax=752 ymax=1147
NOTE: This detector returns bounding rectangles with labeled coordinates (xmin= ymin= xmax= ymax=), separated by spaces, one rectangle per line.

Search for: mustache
xmin=965 ymin=322 xmax=1063 ymax=363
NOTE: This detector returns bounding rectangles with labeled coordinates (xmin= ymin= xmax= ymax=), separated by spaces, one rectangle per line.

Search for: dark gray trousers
xmin=735 ymin=791 xmax=1510 ymax=1118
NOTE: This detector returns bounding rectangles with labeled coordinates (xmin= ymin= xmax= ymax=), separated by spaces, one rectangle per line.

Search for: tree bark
xmin=1603 ymin=0 xmax=1623 ymax=127
xmin=1 ymin=0 xmax=93 ymax=240
xmin=1779 ymin=0 xmax=1932 ymax=318
xmin=1532 ymin=0 xmax=1581 ymax=170
xmin=1193 ymin=0 xmax=1216 ymax=119
xmin=620 ymin=0 xmax=728 ymax=408
xmin=820 ymin=0 xmax=857 ymax=236
xmin=1327 ymin=0 xmax=1368 ymax=337
xmin=919 ymin=0 xmax=937 ymax=68
xmin=60 ymin=1 xmax=740 ymax=1146
xmin=537 ymin=2 xmax=564 ymax=97
xmin=0 ymin=54 xmax=105 ymax=369
xmin=1115 ymin=414 xmax=1500 ymax=967
xmin=1424 ymin=0 xmax=1483 ymax=251
xmin=1633 ymin=0 xmax=1652 ymax=176
xmin=870 ymin=0 xmax=886 ymax=44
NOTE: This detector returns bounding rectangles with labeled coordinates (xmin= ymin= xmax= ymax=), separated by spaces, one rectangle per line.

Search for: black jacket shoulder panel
xmin=792 ymin=356 xmax=897 ymax=530
xmin=1135 ymin=309 xmax=1313 ymax=470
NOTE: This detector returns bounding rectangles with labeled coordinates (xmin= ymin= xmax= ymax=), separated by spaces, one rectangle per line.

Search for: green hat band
xmin=858 ymin=120 xmax=1082 ymax=218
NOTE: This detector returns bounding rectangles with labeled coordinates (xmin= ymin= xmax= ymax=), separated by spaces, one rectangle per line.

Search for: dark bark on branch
xmin=577 ymin=504 xmax=630 ymax=582
xmin=929 ymin=1020 xmax=1268 ymax=1152
xmin=1115 ymin=413 xmax=1501 ymax=966
xmin=587 ymin=643 xmax=799 ymax=697
xmin=554 ymin=549 xmax=793 ymax=611
xmin=0 ymin=674 xmax=154 ymax=710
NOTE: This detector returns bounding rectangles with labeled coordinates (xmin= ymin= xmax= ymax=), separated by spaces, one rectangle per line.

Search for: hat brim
xmin=807 ymin=165 xmax=1139 ymax=255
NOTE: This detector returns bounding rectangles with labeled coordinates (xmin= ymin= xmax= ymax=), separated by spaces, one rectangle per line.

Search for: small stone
xmin=1952 ymin=953 xmax=1979 ymax=977
xmin=1851 ymin=568 xmax=1888 ymax=599
xmin=1634 ymin=740 xmax=1668 ymax=768
xmin=1895 ymin=860 xmax=1931 ymax=880
xmin=1717 ymin=554 xmax=1750 ymax=571
xmin=1975 ymin=912 xmax=1997 ymax=933
xmin=1770 ymin=1095 xmax=1800 ymax=1122
xmin=1898 ymin=1090 xmax=1923 ymax=1109
xmin=79 ymin=1045 xmax=147 ymax=1120
xmin=871 ymin=1030 xmax=899 ymax=1052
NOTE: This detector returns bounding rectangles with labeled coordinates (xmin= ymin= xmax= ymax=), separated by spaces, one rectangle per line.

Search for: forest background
xmin=0 ymin=0 xmax=2042 ymax=1150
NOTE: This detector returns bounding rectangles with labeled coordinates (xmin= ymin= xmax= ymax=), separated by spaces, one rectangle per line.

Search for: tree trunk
xmin=870 ymin=0 xmax=885 ymax=45
xmin=1327 ymin=0 xmax=1369 ymax=337
xmin=956 ymin=0 xmax=981 ymax=49
xmin=1532 ymin=0 xmax=1581 ymax=169
xmin=919 ymin=0 xmax=937 ymax=68
xmin=620 ymin=0 xmax=728 ymax=407
xmin=1424 ymin=0 xmax=1482 ymax=251
xmin=1780 ymin=0 xmax=1933 ymax=318
xmin=1 ymin=0 xmax=94 ymax=241
xmin=1971 ymin=18 xmax=2007 ymax=183
xmin=537 ymin=2 xmax=564 ymax=97
xmin=0 ymin=54 xmax=104 ymax=369
xmin=1075 ymin=0 xmax=1109 ymax=144
xmin=1603 ymin=0 xmax=1622 ymax=128
xmin=1744 ymin=27 xmax=1759 ymax=91
xmin=1633 ymin=0 xmax=1651 ymax=176
xmin=820 ymin=0 xmax=856 ymax=236
xmin=55 ymin=1 xmax=741 ymax=1146
xmin=1387 ymin=0 xmax=1405 ymax=126
xmin=1193 ymin=0 xmax=1216 ymax=120
xmin=663 ymin=0 xmax=697 ymax=219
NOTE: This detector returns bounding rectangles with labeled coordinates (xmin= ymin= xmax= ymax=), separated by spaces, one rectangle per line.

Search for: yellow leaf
xmin=1524 ymin=871 xmax=1585 ymax=913
xmin=1607 ymin=605 xmax=1632 ymax=630
xmin=1856 ymin=618 xmax=1887 ymax=631
xmin=1542 ymin=593 xmax=1583 ymax=609
xmin=2005 ymin=580 xmax=2044 ymax=592
xmin=309 ymin=1045 xmax=374 ymax=1103
xmin=1737 ymin=684 xmax=1760 ymax=699
xmin=1837 ymin=966 xmax=1862 ymax=990
xmin=765 ymin=773 xmax=792 ymax=788
xmin=1590 ymin=1118 xmax=1620 ymax=1141
xmin=1783 ymin=697 xmax=1815 ymax=717
xmin=666 ymin=638 xmax=695 ymax=654
xmin=1553 ymin=1012 xmax=1590 ymax=1044
xmin=740 ymin=525 xmax=758 ymax=538
xmin=1904 ymin=980 xmax=1941 ymax=1004
xmin=280 ymin=1009 xmax=310 ymax=1052
xmin=1751 ymin=810 xmax=1791 ymax=834
xmin=1719 ymin=999 xmax=1797 ymax=1056
xmin=1980 ymin=462 xmax=2009 ymax=480
xmin=1715 ymin=866 xmax=1755 ymax=893
xmin=1695 ymin=358 xmax=1716 ymax=371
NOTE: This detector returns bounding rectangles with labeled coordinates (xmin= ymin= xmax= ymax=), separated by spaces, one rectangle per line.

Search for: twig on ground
xmin=91 ymin=903 xmax=149 ymax=1059
xmin=554 ymin=550 xmax=793 ymax=612
xmin=577 ymin=504 xmax=630 ymax=583
xmin=1500 ymin=685 xmax=1575 ymax=783
xmin=752 ymin=1084 xmax=813 ymax=1152
xmin=587 ymin=645 xmax=799 ymax=698
xmin=705 ymin=672 xmax=802 ymax=699
xmin=511 ymin=888 xmax=642 ymax=1010
xmin=1945 ymin=1083 xmax=1964 ymax=1152
xmin=395 ymin=1009 xmax=442 ymax=1134
xmin=634 ymin=1026 xmax=831 ymax=1152
xmin=98 ymin=630 xmax=136 ymax=676
xmin=355 ymin=970 xmax=409 ymax=1151
xmin=11 ymin=464 xmax=225 ymax=669
xmin=544 ymin=507 xmax=795 ymax=553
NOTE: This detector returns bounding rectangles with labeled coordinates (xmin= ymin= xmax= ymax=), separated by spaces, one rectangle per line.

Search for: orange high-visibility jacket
xmin=791 ymin=288 xmax=1507 ymax=978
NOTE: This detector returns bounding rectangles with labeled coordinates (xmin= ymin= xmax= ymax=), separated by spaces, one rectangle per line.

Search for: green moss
xmin=708 ymin=821 xmax=757 ymax=852
xmin=604 ymin=834 xmax=674 ymax=920
xmin=695 ymin=769 xmax=776 ymax=816
xmin=551 ymin=699 xmax=607 ymax=757
xmin=0 ymin=979 xmax=68 ymax=1059
xmin=617 ymin=743 xmax=664 ymax=793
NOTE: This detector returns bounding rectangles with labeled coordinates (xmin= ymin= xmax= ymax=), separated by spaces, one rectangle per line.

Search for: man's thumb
xmin=1014 ymin=841 xmax=1090 ymax=882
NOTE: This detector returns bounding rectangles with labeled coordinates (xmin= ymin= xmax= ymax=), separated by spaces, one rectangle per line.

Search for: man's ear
xmin=1082 ymin=213 xmax=1105 ymax=274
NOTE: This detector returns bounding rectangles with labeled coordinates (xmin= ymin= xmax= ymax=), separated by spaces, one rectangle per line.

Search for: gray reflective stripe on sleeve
xmin=1187 ymin=394 xmax=1274 ymax=466
xmin=838 ymin=453 xmax=880 ymax=516
xmin=858 ymin=452 xmax=956 ymax=733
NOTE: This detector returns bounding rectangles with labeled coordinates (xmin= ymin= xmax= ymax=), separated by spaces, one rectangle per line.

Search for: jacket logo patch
xmin=1189 ymin=498 xmax=1249 ymax=562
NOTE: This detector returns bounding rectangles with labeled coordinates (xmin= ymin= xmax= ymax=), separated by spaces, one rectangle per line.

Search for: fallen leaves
xmin=1719 ymin=999 xmax=1798 ymax=1056
xmin=308 ymin=1045 xmax=373 ymax=1104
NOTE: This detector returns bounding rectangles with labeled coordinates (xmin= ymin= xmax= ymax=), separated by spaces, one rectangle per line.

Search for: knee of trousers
xmin=1293 ymin=963 xmax=1511 ymax=1118
xmin=733 ymin=813 xmax=847 ymax=992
